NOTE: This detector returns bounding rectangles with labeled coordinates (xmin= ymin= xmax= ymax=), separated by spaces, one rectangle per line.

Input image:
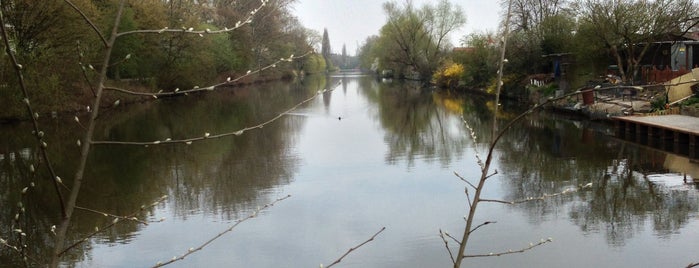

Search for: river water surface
xmin=1 ymin=74 xmax=698 ymax=267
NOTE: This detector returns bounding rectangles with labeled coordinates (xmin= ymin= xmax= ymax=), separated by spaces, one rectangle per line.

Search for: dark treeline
xmin=0 ymin=0 xmax=330 ymax=120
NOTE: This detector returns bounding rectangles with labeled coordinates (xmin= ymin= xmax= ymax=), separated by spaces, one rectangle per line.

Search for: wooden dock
xmin=615 ymin=115 xmax=699 ymax=159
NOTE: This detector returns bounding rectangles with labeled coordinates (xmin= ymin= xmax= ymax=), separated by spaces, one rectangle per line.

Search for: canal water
xmin=1 ymin=74 xmax=698 ymax=267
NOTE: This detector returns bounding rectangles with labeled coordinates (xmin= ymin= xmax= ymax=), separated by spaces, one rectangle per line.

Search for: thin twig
xmin=454 ymin=172 xmax=477 ymax=190
xmin=63 ymin=0 xmax=107 ymax=46
xmin=462 ymin=238 xmax=552 ymax=258
xmin=151 ymin=195 xmax=291 ymax=267
xmin=93 ymin=80 xmax=340 ymax=146
xmin=75 ymin=206 xmax=149 ymax=225
xmin=453 ymin=172 xmax=473 ymax=207
xmin=480 ymin=183 xmax=592 ymax=205
xmin=444 ymin=232 xmax=461 ymax=245
xmin=116 ymin=0 xmax=267 ymax=38
xmin=439 ymin=229 xmax=457 ymax=265
xmin=59 ymin=195 xmax=169 ymax=256
xmin=0 ymin=238 xmax=39 ymax=265
xmin=484 ymin=170 xmax=498 ymax=180
xmin=460 ymin=118 xmax=484 ymax=169
xmin=687 ymin=262 xmax=699 ymax=268
xmin=323 ymin=227 xmax=387 ymax=268
xmin=76 ymin=41 xmax=96 ymax=97
xmin=468 ymin=221 xmax=496 ymax=235
xmin=102 ymin=51 xmax=311 ymax=98
xmin=0 ymin=2 xmax=67 ymax=218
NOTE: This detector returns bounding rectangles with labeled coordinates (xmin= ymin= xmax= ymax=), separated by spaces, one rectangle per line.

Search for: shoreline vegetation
xmin=4 ymin=1 xmax=699 ymax=123
xmin=3 ymin=68 xmax=698 ymax=124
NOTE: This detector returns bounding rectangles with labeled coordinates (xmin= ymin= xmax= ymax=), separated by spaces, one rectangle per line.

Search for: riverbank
xmin=0 ymin=72 xmax=297 ymax=124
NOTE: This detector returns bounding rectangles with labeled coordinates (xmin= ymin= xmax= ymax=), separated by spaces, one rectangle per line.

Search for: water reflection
xmin=1 ymin=76 xmax=698 ymax=267
xmin=493 ymin=112 xmax=699 ymax=246
xmin=360 ymin=81 xmax=471 ymax=167
xmin=0 ymin=80 xmax=318 ymax=266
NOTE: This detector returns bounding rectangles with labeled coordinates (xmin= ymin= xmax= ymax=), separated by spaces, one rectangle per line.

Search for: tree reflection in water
xmin=494 ymin=112 xmax=699 ymax=246
xmin=1 ymin=76 xmax=698 ymax=266
xmin=0 ymin=80 xmax=315 ymax=266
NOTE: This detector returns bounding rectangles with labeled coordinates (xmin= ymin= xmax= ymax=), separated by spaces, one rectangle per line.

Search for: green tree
xmin=376 ymin=0 xmax=465 ymax=80
xmin=500 ymin=0 xmax=574 ymax=75
xmin=362 ymin=0 xmax=466 ymax=79
xmin=321 ymin=28 xmax=333 ymax=71
xmin=357 ymin=35 xmax=380 ymax=71
xmin=575 ymin=0 xmax=698 ymax=83
xmin=341 ymin=44 xmax=347 ymax=68
xmin=455 ymin=33 xmax=498 ymax=87
xmin=302 ymin=53 xmax=327 ymax=74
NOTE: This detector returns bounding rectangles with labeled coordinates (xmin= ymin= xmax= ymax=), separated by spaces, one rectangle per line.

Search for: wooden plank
xmin=615 ymin=115 xmax=699 ymax=135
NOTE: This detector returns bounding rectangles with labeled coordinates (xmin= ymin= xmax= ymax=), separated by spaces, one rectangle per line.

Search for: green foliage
xmin=0 ymin=0 xmax=316 ymax=119
xmin=432 ymin=61 xmax=464 ymax=88
xmin=302 ymin=54 xmax=327 ymax=74
xmin=651 ymin=95 xmax=668 ymax=111
xmin=538 ymin=14 xmax=576 ymax=55
xmin=359 ymin=0 xmax=465 ymax=80
xmin=485 ymin=74 xmax=522 ymax=96
xmin=681 ymin=96 xmax=699 ymax=106
xmin=454 ymin=33 xmax=498 ymax=88
xmin=527 ymin=83 xmax=558 ymax=97
xmin=576 ymin=0 xmax=698 ymax=82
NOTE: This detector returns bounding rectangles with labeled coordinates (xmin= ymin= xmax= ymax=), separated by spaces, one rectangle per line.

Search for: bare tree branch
xmin=59 ymin=195 xmax=169 ymax=256
xmin=102 ymin=51 xmax=312 ymax=98
xmin=75 ymin=41 xmax=96 ymax=97
xmin=151 ymin=195 xmax=291 ymax=267
xmin=481 ymin=183 xmax=592 ymax=205
xmin=463 ymin=238 xmax=552 ymax=258
xmin=484 ymin=170 xmax=499 ymax=180
xmin=51 ymin=2 xmax=127 ymax=265
xmin=439 ymin=229 xmax=457 ymax=265
xmin=93 ymin=80 xmax=340 ymax=146
xmin=0 ymin=237 xmax=39 ymax=265
xmin=62 ymin=0 xmax=107 ymax=47
xmin=454 ymin=172 xmax=477 ymax=190
xmin=468 ymin=221 xmax=497 ymax=235
xmin=0 ymin=0 xmax=67 ymax=218
xmin=116 ymin=0 xmax=268 ymax=38
xmin=323 ymin=227 xmax=387 ymax=268
xmin=687 ymin=262 xmax=699 ymax=268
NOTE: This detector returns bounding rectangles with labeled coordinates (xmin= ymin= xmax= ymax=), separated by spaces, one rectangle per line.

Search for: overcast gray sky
xmin=293 ymin=0 xmax=502 ymax=55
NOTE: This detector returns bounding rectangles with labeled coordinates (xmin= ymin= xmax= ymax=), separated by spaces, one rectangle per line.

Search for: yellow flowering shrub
xmin=432 ymin=61 xmax=465 ymax=88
